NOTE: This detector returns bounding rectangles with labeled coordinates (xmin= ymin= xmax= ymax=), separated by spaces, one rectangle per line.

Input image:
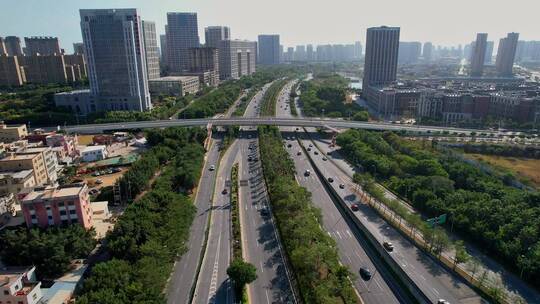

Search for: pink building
xmin=0 ymin=266 xmax=42 ymax=304
xmin=21 ymin=184 xmax=93 ymax=229
xmin=46 ymin=134 xmax=79 ymax=158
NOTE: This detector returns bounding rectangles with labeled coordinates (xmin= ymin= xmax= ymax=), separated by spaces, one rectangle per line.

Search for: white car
xmin=209 ymin=165 xmax=215 ymax=171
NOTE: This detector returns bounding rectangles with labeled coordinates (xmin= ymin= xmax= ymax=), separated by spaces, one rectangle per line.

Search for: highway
xmin=276 ymin=81 xmax=405 ymax=303
xmin=238 ymin=82 xmax=296 ymax=303
xmin=61 ymin=116 xmax=492 ymax=135
xmin=167 ymin=135 xmax=221 ymax=304
xmin=290 ymin=85 xmax=484 ymax=303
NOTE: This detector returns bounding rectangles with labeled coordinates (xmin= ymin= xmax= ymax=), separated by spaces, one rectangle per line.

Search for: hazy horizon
xmin=1 ymin=0 xmax=538 ymax=53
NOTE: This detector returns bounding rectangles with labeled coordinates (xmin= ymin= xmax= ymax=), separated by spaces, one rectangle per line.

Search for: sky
xmin=1 ymin=0 xmax=539 ymax=53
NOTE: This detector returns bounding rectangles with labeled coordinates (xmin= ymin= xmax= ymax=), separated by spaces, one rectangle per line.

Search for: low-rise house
xmin=0 ymin=153 xmax=48 ymax=186
xmin=0 ymin=266 xmax=43 ymax=304
xmin=80 ymin=145 xmax=108 ymax=162
xmin=0 ymin=169 xmax=36 ymax=196
xmin=21 ymin=183 xmax=93 ymax=229
xmin=0 ymin=123 xmax=28 ymax=143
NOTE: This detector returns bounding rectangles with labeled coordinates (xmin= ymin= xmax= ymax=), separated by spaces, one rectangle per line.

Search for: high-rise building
xmin=73 ymin=42 xmax=85 ymax=55
xmin=354 ymin=41 xmax=363 ymax=59
xmin=496 ymin=32 xmax=519 ymax=76
xmin=79 ymin=8 xmax=151 ymax=111
xmin=166 ymin=12 xmax=200 ymax=73
xmin=160 ymin=33 xmax=167 ymax=71
xmin=257 ymin=35 xmax=280 ymax=65
xmin=422 ymin=42 xmax=433 ymax=61
xmin=485 ymin=41 xmax=494 ymax=64
xmin=398 ymin=41 xmax=421 ymax=64
xmin=142 ymin=20 xmax=160 ymax=80
xmin=306 ymin=44 xmax=314 ymax=61
xmin=19 ymin=55 xmax=70 ymax=84
xmin=0 ymin=38 xmax=6 ymax=56
xmin=205 ymin=26 xmax=230 ymax=48
xmin=363 ymin=26 xmax=400 ymax=91
xmin=218 ymin=40 xmax=256 ymax=80
xmin=470 ymin=33 xmax=488 ymax=77
xmin=4 ymin=36 xmax=23 ymax=56
xmin=295 ymin=45 xmax=306 ymax=61
xmin=286 ymin=47 xmax=294 ymax=62
xmin=24 ymin=36 xmax=62 ymax=55
xmin=188 ymin=47 xmax=219 ymax=86
xmin=0 ymin=56 xmax=25 ymax=86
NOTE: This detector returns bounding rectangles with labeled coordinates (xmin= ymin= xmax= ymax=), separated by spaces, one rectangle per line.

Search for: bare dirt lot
xmin=466 ymin=153 xmax=540 ymax=188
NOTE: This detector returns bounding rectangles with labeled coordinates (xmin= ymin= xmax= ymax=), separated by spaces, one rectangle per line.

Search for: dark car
xmin=260 ymin=207 xmax=270 ymax=216
xmin=351 ymin=203 xmax=359 ymax=211
xmin=360 ymin=267 xmax=372 ymax=280
xmin=287 ymin=144 xmax=292 ymax=148
xmin=322 ymin=157 xmax=327 ymax=161
xmin=383 ymin=241 xmax=394 ymax=252
xmin=327 ymin=177 xmax=334 ymax=183
xmin=297 ymin=151 xmax=302 ymax=156
xmin=222 ymin=188 xmax=228 ymax=195
xmin=339 ymin=183 xmax=345 ymax=189
xmin=248 ymin=156 xmax=253 ymax=161
xmin=314 ymin=151 xmax=319 ymax=155
xmin=307 ymin=147 xmax=312 ymax=152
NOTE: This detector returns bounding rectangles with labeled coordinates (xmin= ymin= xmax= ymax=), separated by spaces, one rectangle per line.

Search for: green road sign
xmin=427 ymin=214 xmax=447 ymax=227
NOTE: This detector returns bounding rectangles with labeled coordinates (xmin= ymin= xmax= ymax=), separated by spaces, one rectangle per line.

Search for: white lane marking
xmin=336 ymin=231 xmax=342 ymax=239
xmin=375 ymin=279 xmax=383 ymax=290
xmin=207 ymin=233 xmax=222 ymax=303
xmin=265 ymin=290 xmax=270 ymax=304
xmin=260 ymin=261 xmax=264 ymax=273
xmin=346 ymin=230 xmax=352 ymax=238
xmin=432 ymin=288 xmax=439 ymax=295
xmin=419 ymin=274 xmax=426 ymax=281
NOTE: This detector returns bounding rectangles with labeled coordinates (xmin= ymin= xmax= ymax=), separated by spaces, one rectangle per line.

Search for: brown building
xmin=472 ymin=95 xmax=490 ymax=119
xmin=0 ymin=55 xmax=25 ymax=86
xmin=0 ymin=123 xmax=28 ymax=143
xmin=0 ymin=153 xmax=48 ymax=186
xmin=188 ymin=47 xmax=219 ymax=87
xmin=24 ymin=36 xmax=62 ymax=56
xmin=20 ymin=54 xmax=68 ymax=84
xmin=64 ymin=54 xmax=87 ymax=78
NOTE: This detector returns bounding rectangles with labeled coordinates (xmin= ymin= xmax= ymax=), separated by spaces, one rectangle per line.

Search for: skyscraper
xmin=422 ymin=42 xmax=433 ymax=61
xmin=4 ymin=36 xmax=23 ymax=56
xmin=398 ymin=41 xmax=421 ymax=64
xmin=219 ymin=40 xmax=256 ymax=80
xmin=470 ymin=33 xmax=488 ymax=77
xmin=80 ymin=8 xmax=151 ymax=111
xmin=166 ymin=12 xmax=200 ymax=73
xmin=73 ymin=42 xmax=85 ymax=55
xmin=363 ymin=26 xmax=400 ymax=91
xmin=160 ymin=34 xmax=167 ymax=70
xmin=306 ymin=44 xmax=314 ymax=61
xmin=205 ymin=26 xmax=230 ymax=48
xmin=24 ymin=37 xmax=62 ymax=55
xmin=0 ymin=37 xmax=6 ymax=56
xmin=485 ymin=41 xmax=494 ymax=64
xmin=354 ymin=41 xmax=363 ymax=59
xmin=257 ymin=35 xmax=280 ymax=65
xmin=496 ymin=32 xmax=519 ymax=76
xmin=295 ymin=45 xmax=306 ymax=61
xmin=142 ymin=20 xmax=160 ymax=80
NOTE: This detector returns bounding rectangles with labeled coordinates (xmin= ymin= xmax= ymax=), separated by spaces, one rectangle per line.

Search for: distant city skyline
xmin=1 ymin=0 xmax=539 ymax=53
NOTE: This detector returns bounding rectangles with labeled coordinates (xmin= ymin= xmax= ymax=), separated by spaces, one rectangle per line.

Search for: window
xmin=60 ymin=210 xmax=66 ymax=215
xmin=48 ymin=216 xmax=52 ymax=220
xmin=69 ymin=210 xmax=76 ymax=215
xmin=71 ymin=218 xmax=78 ymax=224
xmin=68 ymin=201 xmax=75 ymax=206
xmin=3 ymin=290 xmax=8 ymax=295
xmin=31 ymin=214 xmax=36 ymax=219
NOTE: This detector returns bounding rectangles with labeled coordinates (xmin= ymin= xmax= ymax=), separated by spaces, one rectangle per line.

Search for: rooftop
xmin=149 ymin=76 xmax=199 ymax=82
xmin=22 ymin=184 xmax=86 ymax=202
xmin=0 ymin=153 xmax=39 ymax=161
xmin=0 ymin=169 xmax=34 ymax=180
xmin=82 ymin=145 xmax=106 ymax=153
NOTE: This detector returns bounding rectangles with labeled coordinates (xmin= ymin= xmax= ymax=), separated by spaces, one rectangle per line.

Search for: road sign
xmin=427 ymin=214 xmax=447 ymax=227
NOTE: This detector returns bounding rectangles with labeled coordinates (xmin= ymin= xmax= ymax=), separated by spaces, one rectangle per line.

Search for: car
xmin=287 ymin=144 xmax=292 ymax=148
xmin=92 ymin=172 xmax=100 ymax=177
xmin=304 ymin=170 xmax=311 ymax=176
xmin=383 ymin=241 xmax=394 ymax=252
xmin=248 ymin=156 xmax=253 ymax=161
xmin=309 ymin=144 xmax=313 ymax=148
xmin=222 ymin=188 xmax=228 ymax=195
xmin=327 ymin=177 xmax=334 ymax=183
xmin=339 ymin=183 xmax=345 ymax=189
xmin=322 ymin=157 xmax=327 ymax=161
xmin=260 ymin=207 xmax=270 ymax=216
xmin=295 ymin=127 xmax=300 ymax=131
xmin=89 ymin=188 xmax=99 ymax=196
xmin=437 ymin=300 xmax=450 ymax=304
xmin=297 ymin=151 xmax=302 ymax=156
xmin=314 ymin=151 xmax=319 ymax=155
xmin=359 ymin=267 xmax=372 ymax=280
xmin=351 ymin=203 xmax=359 ymax=211
xmin=307 ymin=147 xmax=312 ymax=151
xmin=95 ymin=179 xmax=103 ymax=185
xmin=209 ymin=165 xmax=215 ymax=171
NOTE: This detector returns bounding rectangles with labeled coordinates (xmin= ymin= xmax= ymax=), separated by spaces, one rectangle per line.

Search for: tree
xmin=352 ymin=111 xmax=369 ymax=121
xmin=453 ymin=240 xmax=470 ymax=269
xmin=227 ymin=259 xmax=257 ymax=295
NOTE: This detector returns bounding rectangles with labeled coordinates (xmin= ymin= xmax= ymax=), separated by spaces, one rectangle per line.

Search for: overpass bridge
xmin=59 ymin=117 xmax=487 ymax=135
